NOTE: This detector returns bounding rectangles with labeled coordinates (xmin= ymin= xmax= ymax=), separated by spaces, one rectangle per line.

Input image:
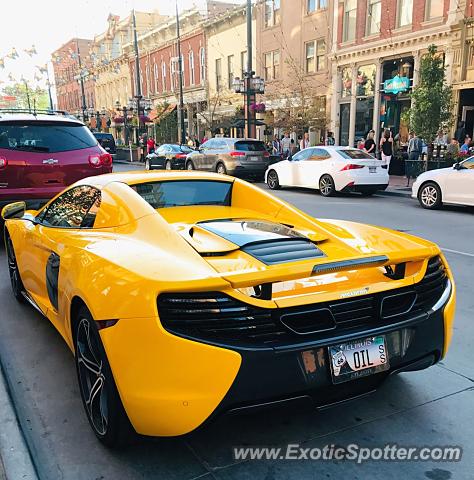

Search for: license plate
xmin=328 ymin=335 xmax=389 ymax=384
xmin=249 ymin=156 xmax=260 ymax=161
xmin=369 ymin=166 xmax=377 ymax=173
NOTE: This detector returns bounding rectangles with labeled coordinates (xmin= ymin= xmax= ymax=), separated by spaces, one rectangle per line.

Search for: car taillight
xmin=341 ymin=164 xmax=365 ymax=171
xmin=89 ymin=153 xmax=112 ymax=168
xmin=263 ymin=151 xmax=270 ymax=157
xmin=230 ymin=151 xmax=245 ymax=157
xmin=176 ymin=153 xmax=187 ymax=159
xmin=0 ymin=156 xmax=7 ymax=169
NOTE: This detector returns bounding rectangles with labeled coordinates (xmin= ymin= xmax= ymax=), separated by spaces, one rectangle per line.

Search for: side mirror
xmin=1 ymin=201 xmax=26 ymax=220
xmin=453 ymin=162 xmax=461 ymax=170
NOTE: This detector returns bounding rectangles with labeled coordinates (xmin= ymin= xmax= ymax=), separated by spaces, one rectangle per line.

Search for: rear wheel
xmin=267 ymin=170 xmax=280 ymax=190
xmin=418 ymin=182 xmax=442 ymax=209
xmin=216 ymin=163 xmax=227 ymax=175
xmin=145 ymin=159 xmax=152 ymax=171
xmin=74 ymin=306 xmax=134 ymax=447
xmin=186 ymin=161 xmax=194 ymax=170
xmin=319 ymin=174 xmax=336 ymax=197
xmin=5 ymin=230 xmax=25 ymax=302
xmin=165 ymin=160 xmax=172 ymax=170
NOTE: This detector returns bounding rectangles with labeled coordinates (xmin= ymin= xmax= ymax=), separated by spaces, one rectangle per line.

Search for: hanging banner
xmin=383 ymin=75 xmax=410 ymax=94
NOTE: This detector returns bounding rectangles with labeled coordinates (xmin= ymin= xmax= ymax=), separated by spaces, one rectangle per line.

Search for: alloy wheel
xmin=216 ymin=163 xmax=226 ymax=175
xmin=145 ymin=159 xmax=151 ymax=170
xmin=76 ymin=318 xmax=108 ymax=436
xmin=165 ymin=160 xmax=172 ymax=170
xmin=420 ymin=185 xmax=438 ymax=208
xmin=267 ymin=170 xmax=280 ymax=189
xmin=319 ymin=175 xmax=335 ymax=197
xmin=6 ymin=236 xmax=21 ymax=295
xmin=186 ymin=161 xmax=194 ymax=170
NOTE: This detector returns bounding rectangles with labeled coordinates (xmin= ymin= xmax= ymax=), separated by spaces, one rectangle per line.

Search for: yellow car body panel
xmin=3 ymin=171 xmax=456 ymax=437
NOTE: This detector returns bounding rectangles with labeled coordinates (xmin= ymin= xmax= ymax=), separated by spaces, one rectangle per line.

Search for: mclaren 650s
xmin=2 ymin=171 xmax=455 ymax=446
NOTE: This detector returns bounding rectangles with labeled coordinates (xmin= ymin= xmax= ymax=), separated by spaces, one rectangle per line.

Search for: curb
xmin=377 ymin=189 xmax=412 ymax=198
xmin=113 ymin=160 xmax=145 ymax=166
xmin=0 ymin=363 xmax=38 ymax=480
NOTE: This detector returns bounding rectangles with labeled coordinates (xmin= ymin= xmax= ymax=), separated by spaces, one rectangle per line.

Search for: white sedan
xmin=412 ymin=156 xmax=474 ymax=209
xmin=265 ymin=146 xmax=389 ymax=196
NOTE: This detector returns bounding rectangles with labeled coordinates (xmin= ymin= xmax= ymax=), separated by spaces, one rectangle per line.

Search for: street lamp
xmin=116 ymin=100 xmax=130 ymax=145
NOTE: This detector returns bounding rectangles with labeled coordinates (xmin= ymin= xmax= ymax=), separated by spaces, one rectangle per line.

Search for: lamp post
xmin=176 ymin=0 xmax=186 ymax=144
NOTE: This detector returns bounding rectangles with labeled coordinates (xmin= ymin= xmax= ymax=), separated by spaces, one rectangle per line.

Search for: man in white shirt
xmin=281 ymin=133 xmax=291 ymax=158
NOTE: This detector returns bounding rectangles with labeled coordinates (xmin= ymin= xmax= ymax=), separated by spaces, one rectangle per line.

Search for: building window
xmin=305 ymin=40 xmax=326 ymax=73
xmin=227 ymin=54 xmax=234 ymax=89
xmin=153 ymin=63 xmax=159 ymax=93
xmin=341 ymin=66 xmax=352 ymax=98
xmin=356 ymin=64 xmax=376 ymax=97
xmin=216 ymin=58 xmax=222 ymax=89
xmin=162 ymin=62 xmax=167 ymax=91
xmin=264 ymin=50 xmax=280 ymax=81
xmin=189 ymin=51 xmax=195 ymax=85
xmin=145 ymin=63 xmax=151 ymax=95
xmin=200 ymin=47 xmax=206 ymax=83
xmin=367 ymin=0 xmax=381 ymax=35
xmin=398 ymin=0 xmax=413 ymax=27
xmin=170 ymin=60 xmax=175 ymax=92
xmin=425 ymin=0 xmax=443 ymax=19
xmin=307 ymin=0 xmax=327 ymax=13
xmin=343 ymin=0 xmax=357 ymax=42
xmin=241 ymin=50 xmax=247 ymax=76
xmin=264 ymin=0 xmax=281 ymax=27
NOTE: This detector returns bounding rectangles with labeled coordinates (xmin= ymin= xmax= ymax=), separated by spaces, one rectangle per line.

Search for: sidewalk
xmin=379 ymin=175 xmax=412 ymax=198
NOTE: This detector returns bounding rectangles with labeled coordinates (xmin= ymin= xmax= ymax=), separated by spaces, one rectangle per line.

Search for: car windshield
xmin=131 ymin=180 xmax=233 ymax=209
xmin=338 ymin=149 xmax=375 ymax=160
xmin=235 ymin=141 xmax=266 ymax=151
xmin=0 ymin=121 xmax=97 ymax=153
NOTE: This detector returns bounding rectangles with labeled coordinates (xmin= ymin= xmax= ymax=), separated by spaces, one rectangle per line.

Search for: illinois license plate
xmin=328 ymin=335 xmax=389 ymax=384
xmin=369 ymin=166 xmax=377 ymax=173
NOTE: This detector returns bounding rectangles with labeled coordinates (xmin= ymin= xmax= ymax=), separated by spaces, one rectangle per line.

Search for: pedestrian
xmin=364 ymin=130 xmax=376 ymax=155
xmin=447 ymin=138 xmax=459 ymax=156
xmin=407 ymin=131 xmax=423 ymax=160
xmin=139 ymin=135 xmax=146 ymax=161
xmin=379 ymin=129 xmax=394 ymax=169
xmin=272 ymin=135 xmax=281 ymax=155
xmin=434 ymin=129 xmax=448 ymax=147
xmin=454 ymin=120 xmax=467 ymax=145
xmin=300 ymin=132 xmax=310 ymax=150
xmin=281 ymin=132 xmax=291 ymax=158
xmin=290 ymin=138 xmax=298 ymax=156
xmin=194 ymin=136 xmax=200 ymax=148
xmin=460 ymin=136 xmax=471 ymax=154
xmin=326 ymin=132 xmax=335 ymax=146
xmin=147 ymin=137 xmax=155 ymax=155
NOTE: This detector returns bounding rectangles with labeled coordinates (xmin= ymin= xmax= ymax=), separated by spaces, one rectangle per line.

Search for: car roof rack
xmin=0 ymin=108 xmax=75 ymax=118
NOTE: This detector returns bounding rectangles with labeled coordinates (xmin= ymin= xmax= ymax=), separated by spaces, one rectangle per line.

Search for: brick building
xmin=52 ymin=38 xmax=95 ymax=116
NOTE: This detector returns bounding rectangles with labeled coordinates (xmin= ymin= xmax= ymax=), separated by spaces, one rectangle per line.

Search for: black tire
xmin=319 ymin=174 xmax=336 ymax=197
xmin=145 ymin=159 xmax=152 ymax=171
xmin=73 ymin=306 xmax=134 ymax=447
xmin=216 ymin=162 xmax=227 ymax=175
xmin=267 ymin=170 xmax=281 ymax=190
xmin=165 ymin=160 xmax=172 ymax=171
xmin=418 ymin=182 xmax=442 ymax=209
xmin=5 ymin=230 xmax=25 ymax=303
xmin=186 ymin=161 xmax=194 ymax=171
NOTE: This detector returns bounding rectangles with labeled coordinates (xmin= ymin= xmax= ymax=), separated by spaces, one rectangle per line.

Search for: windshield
xmin=131 ymin=180 xmax=233 ymax=209
xmin=338 ymin=149 xmax=376 ymax=160
xmin=0 ymin=121 xmax=97 ymax=153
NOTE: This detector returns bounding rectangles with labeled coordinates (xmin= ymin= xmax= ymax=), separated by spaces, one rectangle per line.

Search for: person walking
xmin=147 ymin=137 xmax=156 ymax=155
xmin=272 ymin=135 xmax=281 ymax=155
xmin=379 ymin=129 xmax=394 ymax=169
xmin=290 ymin=138 xmax=298 ymax=156
xmin=364 ymin=130 xmax=376 ymax=155
xmin=326 ymin=132 xmax=335 ymax=146
xmin=407 ymin=132 xmax=423 ymax=160
xmin=454 ymin=121 xmax=467 ymax=145
xmin=300 ymin=132 xmax=310 ymax=151
xmin=281 ymin=133 xmax=291 ymax=158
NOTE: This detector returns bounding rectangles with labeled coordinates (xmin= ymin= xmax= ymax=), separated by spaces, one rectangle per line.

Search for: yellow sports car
xmin=2 ymin=171 xmax=455 ymax=446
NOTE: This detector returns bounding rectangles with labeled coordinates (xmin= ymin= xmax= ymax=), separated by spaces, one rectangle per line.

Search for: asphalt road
xmin=0 ymin=164 xmax=472 ymax=479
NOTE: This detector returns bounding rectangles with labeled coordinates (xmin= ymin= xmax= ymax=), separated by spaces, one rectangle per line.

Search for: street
xmin=0 ymin=164 xmax=472 ymax=479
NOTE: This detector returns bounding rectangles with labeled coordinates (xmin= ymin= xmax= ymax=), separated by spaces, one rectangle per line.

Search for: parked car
xmin=3 ymin=170 xmax=454 ymax=446
xmin=93 ymin=132 xmax=116 ymax=155
xmin=412 ymin=156 xmax=474 ymax=209
xmin=185 ymin=138 xmax=270 ymax=179
xmin=145 ymin=144 xmax=194 ymax=170
xmin=265 ymin=146 xmax=389 ymax=196
xmin=0 ymin=109 xmax=112 ymax=211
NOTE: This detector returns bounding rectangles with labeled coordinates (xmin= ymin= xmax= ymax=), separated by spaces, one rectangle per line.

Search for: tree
xmin=404 ymin=45 xmax=452 ymax=148
xmin=264 ymin=58 xmax=328 ymax=137
xmin=1 ymin=83 xmax=49 ymax=110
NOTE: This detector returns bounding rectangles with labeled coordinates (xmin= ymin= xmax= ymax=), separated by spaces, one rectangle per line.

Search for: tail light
xmin=0 ymin=157 xmax=7 ymax=169
xmin=89 ymin=153 xmax=112 ymax=168
xmin=263 ymin=151 xmax=270 ymax=157
xmin=230 ymin=151 xmax=245 ymax=157
xmin=341 ymin=164 xmax=365 ymax=171
xmin=176 ymin=153 xmax=187 ymax=159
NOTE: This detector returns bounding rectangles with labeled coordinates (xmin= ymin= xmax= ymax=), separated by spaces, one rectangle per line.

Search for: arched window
xmin=200 ymin=47 xmax=206 ymax=84
xmin=162 ymin=62 xmax=167 ymax=91
xmin=154 ymin=62 xmax=159 ymax=93
xmin=189 ymin=51 xmax=195 ymax=85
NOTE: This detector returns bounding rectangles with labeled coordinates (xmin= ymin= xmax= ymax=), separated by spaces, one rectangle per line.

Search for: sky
xmin=0 ymin=0 xmax=241 ymax=91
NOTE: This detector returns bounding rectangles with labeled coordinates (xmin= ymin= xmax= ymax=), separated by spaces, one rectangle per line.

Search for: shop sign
xmin=383 ymin=75 xmax=410 ymax=94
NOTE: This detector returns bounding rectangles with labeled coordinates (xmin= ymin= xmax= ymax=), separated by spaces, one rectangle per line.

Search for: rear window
xmin=0 ymin=121 xmax=97 ymax=153
xmin=94 ymin=133 xmax=113 ymax=140
xmin=338 ymin=149 xmax=376 ymax=160
xmin=170 ymin=145 xmax=193 ymax=153
xmin=235 ymin=141 xmax=267 ymax=152
xmin=131 ymin=180 xmax=232 ymax=209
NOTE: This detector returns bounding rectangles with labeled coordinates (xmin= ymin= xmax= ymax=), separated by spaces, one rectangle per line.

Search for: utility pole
xmin=132 ymin=9 xmax=143 ymax=139
xmin=46 ymin=66 xmax=54 ymax=110
xmin=176 ymin=0 xmax=186 ymax=144
xmin=75 ymin=39 xmax=87 ymax=121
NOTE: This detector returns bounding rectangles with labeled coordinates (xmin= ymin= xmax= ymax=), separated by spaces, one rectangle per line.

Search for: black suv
xmin=93 ymin=132 xmax=116 ymax=155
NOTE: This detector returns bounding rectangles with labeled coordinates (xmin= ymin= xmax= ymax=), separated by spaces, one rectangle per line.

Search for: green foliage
xmin=1 ymin=83 xmax=49 ymax=110
xmin=405 ymin=45 xmax=452 ymax=144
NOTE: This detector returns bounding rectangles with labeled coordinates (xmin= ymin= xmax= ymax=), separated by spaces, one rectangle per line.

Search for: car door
xmin=285 ymin=149 xmax=314 ymax=186
xmin=444 ymin=157 xmax=474 ymax=205
xmin=294 ymin=148 xmax=331 ymax=188
xmin=153 ymin=145 xmax=169 ymax=169
xmin=208 ymin=139 xmax=227 ymax=171
xmin=192 ymin=140 xmax=213 ymax=170
xmin=21 ymin=186 xmax=101 ymax=321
